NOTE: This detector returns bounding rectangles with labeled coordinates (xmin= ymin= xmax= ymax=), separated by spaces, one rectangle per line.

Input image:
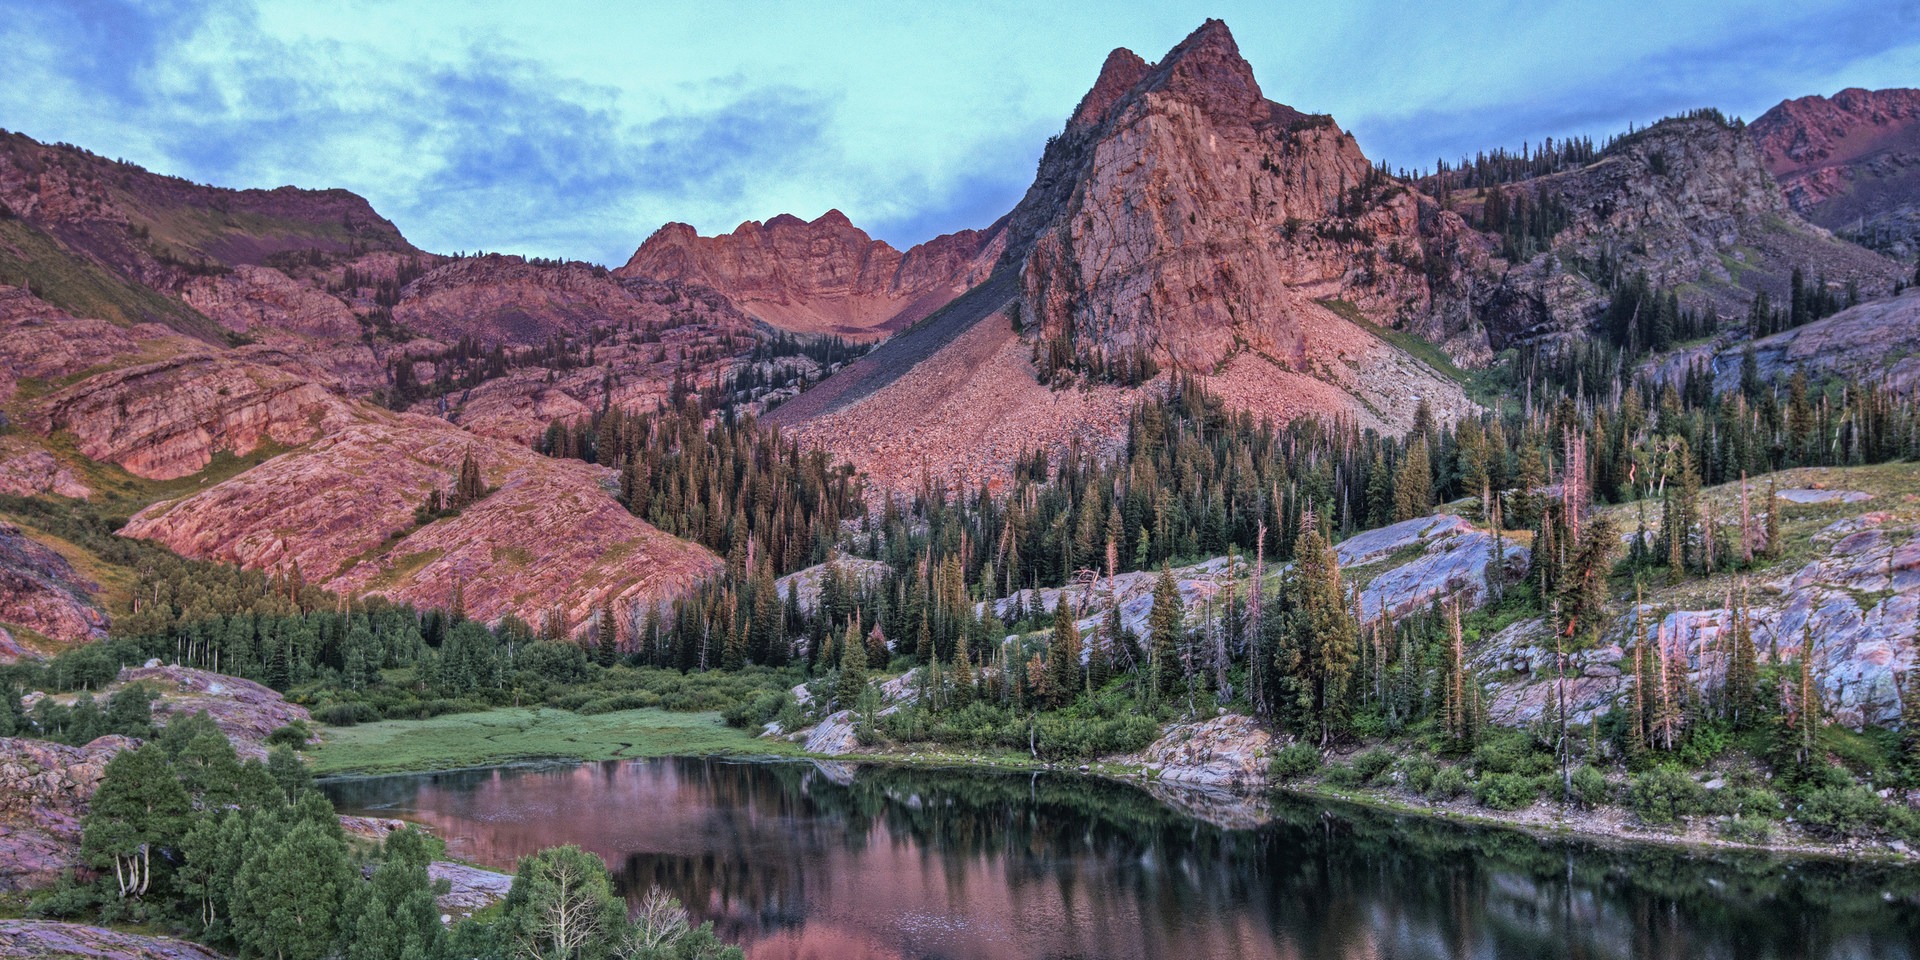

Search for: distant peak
xmin=1069 ymin=47 xmax=1151 ymax=129
xmin=1145 ymin=18 xmax=1263 ymax=112
xmin=814 ymin=208 xmax=854 ymax=227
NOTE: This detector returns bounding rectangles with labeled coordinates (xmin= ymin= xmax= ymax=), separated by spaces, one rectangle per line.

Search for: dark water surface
xmin=325 ymin=757 xmax=1920 ymax=960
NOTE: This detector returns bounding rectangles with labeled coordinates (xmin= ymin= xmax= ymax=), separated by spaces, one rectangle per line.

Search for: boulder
xmin=1135 ymin=713 xmax=1273 ymax=790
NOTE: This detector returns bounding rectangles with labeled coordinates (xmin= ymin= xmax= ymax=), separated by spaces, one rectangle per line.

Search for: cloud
xmin=3 ymin=0 xmax=1918 ymax=263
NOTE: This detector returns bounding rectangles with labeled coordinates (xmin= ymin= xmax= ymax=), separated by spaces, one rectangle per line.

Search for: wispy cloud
xmin=1 ymin=0 xmax=1916 ymax=262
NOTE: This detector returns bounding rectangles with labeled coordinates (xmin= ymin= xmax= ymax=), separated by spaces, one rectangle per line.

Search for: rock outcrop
xmin=1134 ymin=714 xmax=1273 ymax=789
xmin=0 ymin=443 xmax=90 ymax=500
xmin=1003 ymin=20 xmax=1472 ymax=430
xmin=0 ymin=523 xmax=107 ymax=653
xmin=0 ymin=735 xmax=135 ymax=890
xmin=0 ymin=920 xmax=231 ymax=959
xmin=618 ymin=211 xmax=1004 ymax=340
xmin=982 ymin=514 xmax=1524 ymax=644
xmin=28 ymin=350 xmax=359 ymax=481
xmin=121 ymin=409 xmax=719 ymax=639
xmin=1479 ymin=115 xmax=1901 ymax=347
xmin=1655 ymin=287 xmax=1920 ymax=395
xmin=1477 ymin=506 xmax=1920 ymax=729
xmin=111 ymin=666 xmax=309 ymax=760
xmin=1752 ymin=87 xmax=1920 ymax=257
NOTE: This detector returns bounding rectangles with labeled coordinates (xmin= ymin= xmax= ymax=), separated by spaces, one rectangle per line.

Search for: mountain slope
xmin=1751 ymin=87 xmax=1920 ymax=257
xmin=616 ymin=210 xmax=1004 ymax=340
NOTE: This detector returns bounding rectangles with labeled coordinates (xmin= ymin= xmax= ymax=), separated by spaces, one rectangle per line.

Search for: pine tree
xmin=1045 ymin=599 xmax=1083 ymax=708
xmin=594 ymin=606 xmax=618 ymax=667
xmin=1285 ymin=522 xmax=1358 ymax=745
xmin=1726 ymin=585 xmax=1759 ymax=729
xmin=1392 ymin=438 xmax=1432 ymax=521
xmin=232 ymin=818 xmax=357 ymax=960
xmin=835 ymin=620 xmax=867 ymax=710
xmin=1148 ymin=566 xmax=1184 ymax=698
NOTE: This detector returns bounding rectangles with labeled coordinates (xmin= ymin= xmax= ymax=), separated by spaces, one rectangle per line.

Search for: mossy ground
xmin=306 ymin=706 xmax=802 ymax=776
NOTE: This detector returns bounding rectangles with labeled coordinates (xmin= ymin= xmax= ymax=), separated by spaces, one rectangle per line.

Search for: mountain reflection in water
xmin=325 ymin=756 xmax=1920 ymax=960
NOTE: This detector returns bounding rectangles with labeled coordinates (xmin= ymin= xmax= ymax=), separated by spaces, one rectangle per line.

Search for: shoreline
xmin=311 ymin=734 xmax=1914 ymax=865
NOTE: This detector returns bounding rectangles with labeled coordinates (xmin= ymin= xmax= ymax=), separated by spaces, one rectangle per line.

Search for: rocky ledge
xmin=0 ymin=523 xmax=108 ymax=655
xmin=0 ymin=920 xmax=229 ymax=959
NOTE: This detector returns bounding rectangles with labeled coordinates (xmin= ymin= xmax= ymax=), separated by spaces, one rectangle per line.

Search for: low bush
xmin=1629 ymin=766 xmax=1706 ymax=823
xmin=1270 ymin=743 xmax=1322 ymax=782
xmin=315 ymin=702 xmax=380 ymax=726
xmin=1474 ymin=771 xmax=1538 ymax=810
xmin=1399 ymin=755 xmax=1438 ymax=794
xmin=1351 ymin=748 xmax=1396 ymax=786
xmin=1427 ymin=765 xmax=1470 ymax=800
xmin=1798 ymin=784 xmax=1886 ymax=839
xmin=1570 ymin=765 xmax=1611 ymax=808
xmin=1718 ymin=817 xmax=1773 ymax=844
xmin=1322 ymin=762 xmax=1361 ymax=787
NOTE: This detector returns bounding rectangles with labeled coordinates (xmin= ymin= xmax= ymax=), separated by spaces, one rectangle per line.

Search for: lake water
xmin=325 ymin=756 xmax=1920 ymax=959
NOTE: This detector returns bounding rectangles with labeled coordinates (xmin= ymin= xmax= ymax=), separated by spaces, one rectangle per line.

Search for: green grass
xmin=1317 ymin=297 xmax=1469 ymax=384
xmin=0 ymin=218 xmax=223 ymax=338
xmin=306 ymin=707 xmax=802 ymax=776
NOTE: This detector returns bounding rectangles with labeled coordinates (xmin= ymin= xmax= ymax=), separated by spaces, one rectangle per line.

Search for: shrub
xmin=1570 ymin=764 xmax=1611 ymax=808
xmin=1399 ymin=755 xmax=1439 ymax=795
xmin=723 ymin=690 xmax=794 ymax=730
xmin=1718 ymin=817 xmax=1772 ymax=844
xmin=315 ymin=702 xmax=380 ymax=727
xmin=1473 ymin=732 xmax=1552 ymax=777
xmin=1629 ymin=766 xmax=1706 ymax=823
xmin=1427 ymin=765 xmax=1470 ymax=800
xmin=1352 ymin=748 xmax=1396 ymax=787
xmin=1270 ymin=743 xmax=1321 ymax=782
xmin=1798 ymin=785 xmax=1886 ymax=839
xmin=1709 ymin=785 xmax=1782 ymax=819
xmin=265 ymin=720 xmax=312 ymax=749
xmin=1323 ymin=762 xmax=1361 ymax=787
xmin=1474 ymin=772 xmax=1538 ymax=810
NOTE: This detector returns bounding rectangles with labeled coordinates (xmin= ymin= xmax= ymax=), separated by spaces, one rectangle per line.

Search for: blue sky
xmin=3 ymin=0 xmax=1915 ymax=265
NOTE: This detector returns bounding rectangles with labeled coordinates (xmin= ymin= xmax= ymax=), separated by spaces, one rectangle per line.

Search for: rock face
xmin=1341 ymin=515 xmax=1530 ymax=624
xmin=1752 ymin=88 xmax=1920 ymax=257
xmin=28 ymin=350 xmax=359 ymax=480
xmin=1657 ymin=287 xmax=1920 ymax=396
xmin=393 ymin=255 xmax=747 ymax=345
xmin=112 ymin=665 xmax=309 ymax=760
xmin=1480 ymin=116 xmax=1901 ymax=347
xmin=0 ymin=126 xmax=414 ymax=283
xmin=618 ymin=211 xmax=1004 ymax=340
xmin=0 ymin=523 xmax=107 ymax=653
xmin=1003 ymin=20 xmax=1471 ymax=430
xmin=1134 ymin=714 xmax=1273 ymax=789
xmin=0 ymin=443 xmax=90 ymax=500
xmin=0 ymin=283 xmax=146 ymax=402
xmin=980 ymin=514 xmax=1523 ymax=646
xmin=1477 ymin=510 xmax=1920 ymax=729
xmin=121 ymin=409 xmax=719 ymax=639
xmin=0 ymin=735 xmax=135 ymax=890
xmin=0 ymin=920 xmax=231 ymax=959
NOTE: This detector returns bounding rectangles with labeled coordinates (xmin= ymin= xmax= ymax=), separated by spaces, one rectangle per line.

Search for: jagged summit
xmin=617 ymin=207 xmax=1002 ymax=340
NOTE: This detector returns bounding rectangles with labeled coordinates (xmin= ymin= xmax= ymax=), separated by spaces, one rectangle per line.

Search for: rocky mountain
xmin=1471 ymin=114 xmax=1903 ymax=348
xmin=1752 ymin=88 xmax=1920 ymax=258
xmin=617 ymin=210 xmax=1004 ymax=340
xmin=1652 ymin=286 xmax=1920 ymax=394
xmin=772 ymin=21 xmax=1477 ymax=492
xmin=1004 ymin=20 xmax=1472 ymax=375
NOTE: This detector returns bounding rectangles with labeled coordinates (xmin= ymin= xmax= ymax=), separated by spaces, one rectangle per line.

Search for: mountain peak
xmin=1069 ymin=48 xmax=1150 ymax=129
xmin=1137 ymin=18 xmax=1265 ymax=120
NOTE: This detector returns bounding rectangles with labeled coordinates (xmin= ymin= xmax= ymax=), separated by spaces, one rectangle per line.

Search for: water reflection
xmin=325 ymin=757 xmax=1920 ymax=960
